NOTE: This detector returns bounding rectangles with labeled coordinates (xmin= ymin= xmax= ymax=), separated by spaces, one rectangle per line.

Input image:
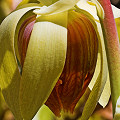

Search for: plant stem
xmin=98 ymin=0 xmax=120 ymax=116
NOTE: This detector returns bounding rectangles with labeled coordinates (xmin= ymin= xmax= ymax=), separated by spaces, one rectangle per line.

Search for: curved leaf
xmin=91 ymin=0 xmax=104 ymax=19
xmin=89 ymin=23 xmax=111 ymax=108
xmin=77 ymin=0 xmax=111 ymax=108
xmin=0 ymin=6 xmax=40 ymax=120
xmin=16 ymin=3 xmax=42 ymax=11
xmin=80 ymin=20 xmax=108 ymax=120
xmin=98 ymin=74 xmax=111 ymax=107
xmin=33 ymin=0 xmax=79 ymax=15
xmin=17 ymin=0 xmax=40 ymax=7
xmin=76 ymin=0 xmax=99 ymax=20
xmin=20 ymin=11 xmax=68 ymax=120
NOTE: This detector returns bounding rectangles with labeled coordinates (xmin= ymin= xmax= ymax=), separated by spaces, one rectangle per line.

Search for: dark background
xmin=110 ymin=0 xmax=120 ymax=8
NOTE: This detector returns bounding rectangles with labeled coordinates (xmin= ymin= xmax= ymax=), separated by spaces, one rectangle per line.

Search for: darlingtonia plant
xmin=0 ymin=0 xmax=120 ymax=120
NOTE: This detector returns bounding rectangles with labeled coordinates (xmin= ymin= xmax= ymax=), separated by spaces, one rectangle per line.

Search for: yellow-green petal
xmin=17 ymin=0 xmax=40 ymax=7
xmin=72 ymin=7 xmax=109 ymax=118
xmin=80 ymin=20 xmax=108 ymax=120
xmin=38 ymin=0 xmax=79 ymax=6
xmin=77 ymin=0 xmax=104 ymax=19
xmin=0 ymin=6 xmax=40 ymax=120
xmin=98 ymin=74 xmax=111 ymax=107
xmin=91 ymin=0 xmax=104 ymax=19
xmin=37 ymin=0 xmax=53 ymax=6
xmin=20 ymin=11 xmax=68 ymax=120
xmin=33 ymin=105 xmax=55 ymax=120
xmin=76 ymin=0 xmax=99 ymax=20
xmin=33 ymin=0 xmax=79 ymax=15
xmin=16 ymin=3 xmax=42 ymax=11
xmin=88 ymin=22 xmax=111 ymax=108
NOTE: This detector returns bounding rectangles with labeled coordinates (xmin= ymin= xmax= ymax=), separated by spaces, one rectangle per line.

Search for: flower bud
xmin=0 ymin=2 xmax=99 ymax=119
xmin=14 ymin=8 xmax=98 ymax=118
xmin=45 ymin=10 xmax=98 ymax=116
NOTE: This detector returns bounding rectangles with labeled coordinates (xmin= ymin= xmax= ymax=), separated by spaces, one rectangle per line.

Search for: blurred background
xmin=0 ymin=0 xmax=22 ymax=23
xmin=0 ymin=0 xmax=120 ymax=120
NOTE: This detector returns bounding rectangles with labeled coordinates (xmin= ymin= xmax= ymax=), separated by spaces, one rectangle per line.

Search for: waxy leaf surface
xmin=20 ymin=12 xmax=68 ymax=120
xmin=0 ymin=6 xmax=40 ymax=119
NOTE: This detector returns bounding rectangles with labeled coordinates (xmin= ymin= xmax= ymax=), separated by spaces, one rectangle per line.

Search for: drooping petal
xmin=91 ymin=0 xmax=104 ymax=19
xmin=16 ymin=3 xmax=42 ymax=13
xmin=76 ymin=5 xmax=110 ymax=109
xmin=19 ymin=11 xmax=68 ymax=120
xmin=0 ymin=6 xmax=40 ymax=119
xmin=80 ymin=19 xmax=108 ymax=120
xmin=77 ymin=0 xmax=99 ymax=20
xmin=45 ymin=10 xmax=98 ymax=117
xmin=89 ymin=22 xmax=110 ymax=108
xmin=98 ymin=74 xmax=110 ymax=107
xmin=33 ymin=0 xmax=80 ymax=15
